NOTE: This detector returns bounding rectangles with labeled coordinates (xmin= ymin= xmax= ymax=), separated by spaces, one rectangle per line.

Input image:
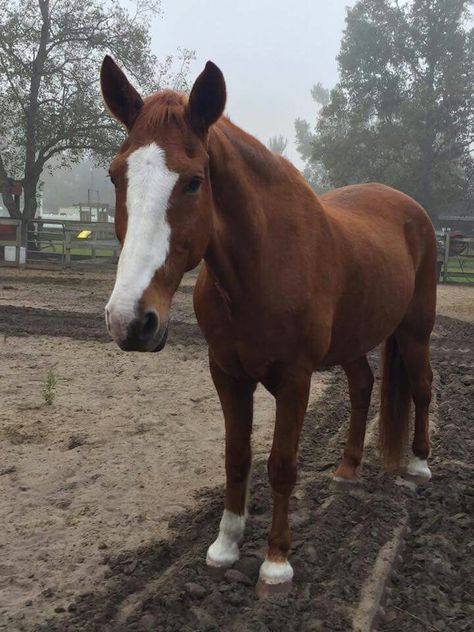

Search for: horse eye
xmin=185 ymin=176 xmax=203 ymax=193
xmin=108 ymin=174 xmax=116 ymax=187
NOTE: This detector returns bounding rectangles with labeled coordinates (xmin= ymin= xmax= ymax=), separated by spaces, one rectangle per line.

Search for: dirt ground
xmin=0 ymin=268 xmax=472 ymax=632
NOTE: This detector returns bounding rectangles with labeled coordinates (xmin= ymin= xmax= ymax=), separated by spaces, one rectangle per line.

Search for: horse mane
xmin=213 ymin=118 xmax=301 ymax=185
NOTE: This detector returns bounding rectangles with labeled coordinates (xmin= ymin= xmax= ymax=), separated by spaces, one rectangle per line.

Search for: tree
xmin=267 ymin=135 xmax=288 ymax=155
xmin=0 ymin=0 xmax=193 ymax=231
xmin=295 ymin=83 xmax=330 ymax=191
xmin=296 ymin=0 xmax=474 ymax=222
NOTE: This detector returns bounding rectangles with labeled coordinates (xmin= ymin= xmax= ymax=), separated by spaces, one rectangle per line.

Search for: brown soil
xmin=0 ymin=269 xmax=472 ymax=632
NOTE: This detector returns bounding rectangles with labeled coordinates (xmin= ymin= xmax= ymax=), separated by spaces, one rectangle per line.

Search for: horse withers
xmin=101 ymin=57 xmax=436 ymax=593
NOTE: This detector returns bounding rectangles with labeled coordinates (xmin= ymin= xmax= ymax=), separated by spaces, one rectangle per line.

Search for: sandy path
xmin=0 ymin=268 xmax=326 ymax=628
xmin=436 ymin=284 xmax=474 ymax=323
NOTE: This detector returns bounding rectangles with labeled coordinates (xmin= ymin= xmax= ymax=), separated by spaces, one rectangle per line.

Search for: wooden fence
xmin=439 ymin=230 xmax=474 ymax=283
xmin=1 ymin=219 xmax=473 ymax=283
xmin=0 ymin=218 xmax=120 ymax=268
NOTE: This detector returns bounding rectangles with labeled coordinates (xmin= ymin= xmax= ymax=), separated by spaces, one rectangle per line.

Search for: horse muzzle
xmin=106 ymin=306 xmax=169 ymax=353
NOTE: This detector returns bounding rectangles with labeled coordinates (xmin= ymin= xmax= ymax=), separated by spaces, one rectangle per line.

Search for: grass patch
xmin=42 ymin=368 xmax=58 ymax=405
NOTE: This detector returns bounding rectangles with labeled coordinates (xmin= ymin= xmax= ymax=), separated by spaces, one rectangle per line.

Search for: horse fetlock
xmin=406 ymin=456 xmax=432 ymax=480
xmin=206 ymin=537 xmax=240 ymax=568
xmin=206 ymin=509 xmax=245 ymax=568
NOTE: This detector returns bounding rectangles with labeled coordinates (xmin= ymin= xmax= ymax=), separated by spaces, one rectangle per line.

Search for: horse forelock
xmin=134 ymin=91 xmax=190 ymax=138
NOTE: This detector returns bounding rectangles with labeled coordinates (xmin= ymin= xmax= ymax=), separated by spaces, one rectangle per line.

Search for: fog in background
xmin=154 ymin=0 xmax=356 ymax=166
xmin=43 ymin=0 xmax=356 ymax=211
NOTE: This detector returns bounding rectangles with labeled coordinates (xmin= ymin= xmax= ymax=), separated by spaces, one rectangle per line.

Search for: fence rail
xmin=0 ymin=218 xmax=119 ymax=268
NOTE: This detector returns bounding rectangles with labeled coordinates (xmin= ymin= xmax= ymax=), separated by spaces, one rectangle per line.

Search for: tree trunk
xmin=0 ymin=153 xmax=22 ymax=219
xmin=21 ymin=172 xmax=41 ymax=246
xmin=20 ymin=0 xmax=50 ymax=244
xmin=1 ymin=190 xmax=22 ymax=220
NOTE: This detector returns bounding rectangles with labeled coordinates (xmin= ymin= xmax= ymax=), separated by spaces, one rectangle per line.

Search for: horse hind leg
xmin=395 ymin=326 xmax=433 ymax=480
xmin=334 ymin=356 xmax=374 ymax=482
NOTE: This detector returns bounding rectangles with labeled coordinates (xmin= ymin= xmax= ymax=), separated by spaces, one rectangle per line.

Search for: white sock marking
xmin=206 ymin=509 xmax=245 ymax=568
xmin=106 ymin=143 xmax=178 ymax=341
xmin=259 ymin=558 xmax=294 ymax=585
xmin=407 ymin=456 xmax=432 ymax=479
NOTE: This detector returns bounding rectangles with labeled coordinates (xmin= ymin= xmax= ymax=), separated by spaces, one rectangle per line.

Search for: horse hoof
xmin=332 ymin=475 xmax=358 ymax=484
xmin=255 ymin=577 xmax=293 ymax=598
xmin=406 ymin=457 xmax=432 ymax=481
xmin=333 ymin=464 xmax=359 ymax=483
xmin=256 ymin=558 xmax=293 ymax=598
xmin=206 ymin=563 xmax=228 ymax=579
xmin=206 ymin=551 xmax=237 ymax=570
xmin=206 ymin=538 xmax=239 ymax=570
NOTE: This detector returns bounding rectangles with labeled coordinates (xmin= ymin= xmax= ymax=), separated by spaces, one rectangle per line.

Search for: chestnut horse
xmin=101 ymin=57 xmax=436 ymax=592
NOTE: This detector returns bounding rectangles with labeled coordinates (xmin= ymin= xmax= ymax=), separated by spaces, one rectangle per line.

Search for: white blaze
xmin=106 ymin=143 xmax=179 ymax=341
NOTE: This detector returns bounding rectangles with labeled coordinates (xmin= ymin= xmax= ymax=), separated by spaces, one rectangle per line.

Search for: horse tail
xmin=379 ymin=334 xmax=411 ymax=470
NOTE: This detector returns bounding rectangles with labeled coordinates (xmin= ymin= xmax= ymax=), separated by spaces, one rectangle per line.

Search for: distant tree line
xmin=296 ymin=0 xmax=474 ymax=224
xmin=268 ymin=135 xmax=288 ymax=155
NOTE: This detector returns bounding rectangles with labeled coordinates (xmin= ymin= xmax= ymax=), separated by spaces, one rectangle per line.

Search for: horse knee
xmin=268 ymin=453 xmax=297 ymax=496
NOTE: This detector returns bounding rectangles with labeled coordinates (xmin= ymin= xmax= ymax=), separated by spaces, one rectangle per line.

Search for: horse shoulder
xmin=193 ymin=264 xmax=245 ymax=374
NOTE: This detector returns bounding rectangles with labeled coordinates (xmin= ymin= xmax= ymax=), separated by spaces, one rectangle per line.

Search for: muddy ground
xmin=0 ymin=268 xmax=472 ymax=632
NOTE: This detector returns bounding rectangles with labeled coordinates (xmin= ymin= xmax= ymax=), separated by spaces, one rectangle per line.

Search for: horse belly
xmin=321 ymin=252 xmax=416 ymax=365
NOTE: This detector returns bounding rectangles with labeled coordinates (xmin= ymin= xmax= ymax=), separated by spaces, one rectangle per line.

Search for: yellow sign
xmin=77 ymin=230 xmax=92 ymax=239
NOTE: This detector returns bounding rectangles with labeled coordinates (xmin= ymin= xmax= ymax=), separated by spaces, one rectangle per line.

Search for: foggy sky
xmin=44 ymin=1 xmax=358 ymax=210
xmin=152 ymin=1 xmax=357 ymax=167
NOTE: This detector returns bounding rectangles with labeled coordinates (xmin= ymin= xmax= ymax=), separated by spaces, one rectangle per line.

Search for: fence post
xmin=65 ymin=228 xmax=71 ymax=268
xmin=15 ymin=221 xmax=21 ymax=267
xmin=443 ymin=229 xmax=451 ymax=283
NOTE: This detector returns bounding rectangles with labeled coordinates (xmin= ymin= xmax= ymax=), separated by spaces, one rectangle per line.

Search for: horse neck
xmin=204 ymin=120 xmax=319 ymax=302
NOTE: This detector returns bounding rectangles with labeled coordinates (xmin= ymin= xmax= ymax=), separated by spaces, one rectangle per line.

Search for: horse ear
xmin=188 ymin=61 xmax=226 ymax=135
xmin=100 ymin=55 xmax=144 ymax=131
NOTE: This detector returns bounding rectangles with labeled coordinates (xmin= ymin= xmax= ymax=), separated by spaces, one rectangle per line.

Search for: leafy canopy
xmin=0 ymin=0 xmax=193 ymax=218
xmin=296 ymin=0 xmax=474 ymax=221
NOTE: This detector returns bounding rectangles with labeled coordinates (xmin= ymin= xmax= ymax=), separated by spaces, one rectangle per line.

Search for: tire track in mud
xmin=36 ymin=366 xmax=410 ymax=632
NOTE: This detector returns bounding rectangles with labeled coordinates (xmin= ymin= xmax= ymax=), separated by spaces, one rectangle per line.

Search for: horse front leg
xmin=258 ymin=370 xmax=311 ymax=594
xmin=206 ymin=354 xmax=257 ymax=569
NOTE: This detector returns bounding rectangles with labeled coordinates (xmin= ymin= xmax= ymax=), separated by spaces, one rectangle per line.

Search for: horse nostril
xmin=141 ymin=310 xmax=159 ymax=340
